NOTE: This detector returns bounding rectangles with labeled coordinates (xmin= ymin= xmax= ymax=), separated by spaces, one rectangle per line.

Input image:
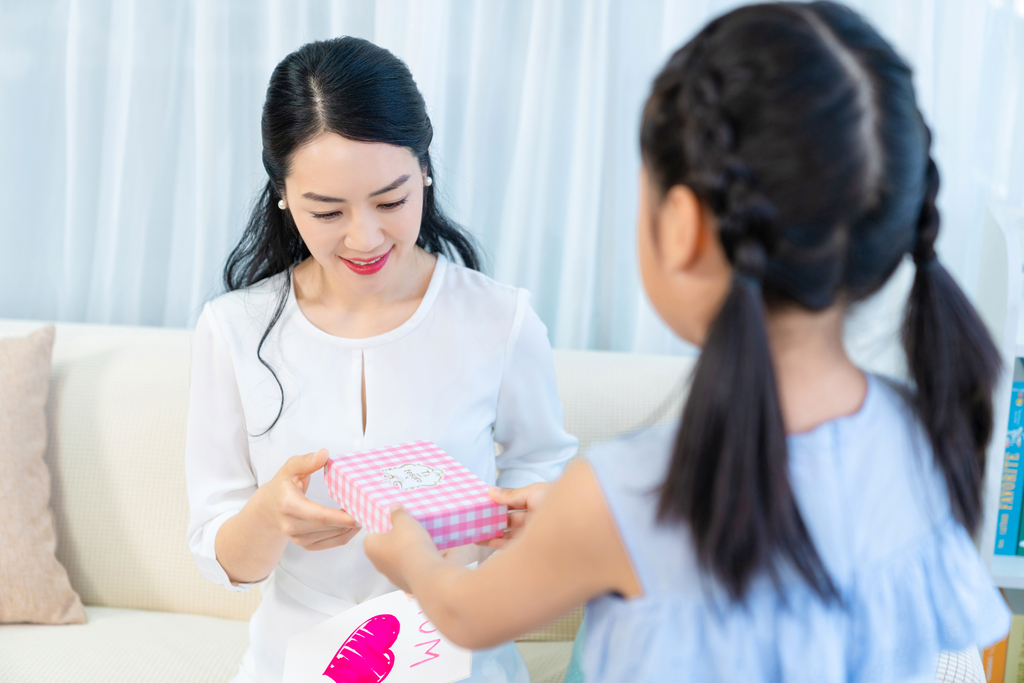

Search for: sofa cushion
xmin=517 ymin=641 xmax=574 ymax=683
xmin=0 ymin=325 xmax=85 ymax=624
xmin=0 ymin=320 xmax=262 ymax=623
xmin=0 ymin=607 xmax=248 ymax=682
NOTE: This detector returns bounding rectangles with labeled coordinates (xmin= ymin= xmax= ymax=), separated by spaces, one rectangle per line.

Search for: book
xmin=1013 ymin=381 xmax=1024 ymax=555
xmin=985 ymin=630 xmax=1008 ymax=682
xmin=995 ymin=382 xmax=1024 ymax=555
xmin=1005 ymin=615 xmax=1024 ymax=683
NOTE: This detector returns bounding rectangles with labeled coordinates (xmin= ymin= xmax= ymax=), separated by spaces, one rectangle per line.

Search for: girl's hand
xmin=364 ymin=507 xmax=440 ymax=594
xmin=478 ymin=483 xmax=551 ymax=549
xmin=253 ymin=448 xmax=362 ymax=551
xmin=441 ymin=544 xmax=482 ymax=566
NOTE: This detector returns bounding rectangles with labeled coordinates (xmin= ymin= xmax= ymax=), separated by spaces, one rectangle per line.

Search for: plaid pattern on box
xmin=324 ymin=441 xmax=508 ymax=550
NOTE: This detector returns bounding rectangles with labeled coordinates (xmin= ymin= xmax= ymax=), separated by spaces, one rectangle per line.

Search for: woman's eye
xmin=379 ymin=198 xmax=408 ymax=211
xmin=313 ymin=211 xmax=342 ymax=220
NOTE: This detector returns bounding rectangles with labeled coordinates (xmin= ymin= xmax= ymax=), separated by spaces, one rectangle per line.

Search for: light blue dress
xmin=581 ymin=374 xmax=1010 ymax=683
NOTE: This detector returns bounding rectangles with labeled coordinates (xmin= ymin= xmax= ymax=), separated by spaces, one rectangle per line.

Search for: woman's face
xmin=282 ymin=132 xmax=427 ymax=297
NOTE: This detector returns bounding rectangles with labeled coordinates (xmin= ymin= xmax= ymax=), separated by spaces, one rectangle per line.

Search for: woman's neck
xmin=766 ymin=303 xmax=868 ymax=434
xmin=292 ymin=247 xmax=437 ymax=339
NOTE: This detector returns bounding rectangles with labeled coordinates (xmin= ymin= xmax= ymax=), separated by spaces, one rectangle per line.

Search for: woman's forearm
xmin=215 ymin=493 xmax=288 ymax=585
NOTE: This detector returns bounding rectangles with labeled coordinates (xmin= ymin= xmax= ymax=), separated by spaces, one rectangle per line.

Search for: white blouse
xmin=185 ymin=255 xmax=577 ymax=683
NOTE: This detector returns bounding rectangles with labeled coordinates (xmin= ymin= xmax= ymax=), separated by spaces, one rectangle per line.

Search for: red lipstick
xmin=340 ymin=247 xmax=391 ymax=275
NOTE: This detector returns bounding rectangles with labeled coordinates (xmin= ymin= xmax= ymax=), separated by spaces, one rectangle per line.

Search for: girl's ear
xmin=656 ymin=184 xmax=710 ymax=273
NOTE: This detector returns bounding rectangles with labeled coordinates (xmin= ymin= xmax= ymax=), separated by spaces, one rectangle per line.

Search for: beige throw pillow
xmin=0 ymin=326 xmax=86 ymax=624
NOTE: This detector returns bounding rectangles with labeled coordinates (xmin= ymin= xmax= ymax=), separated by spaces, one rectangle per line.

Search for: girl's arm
xmin=364 ymin=461 xmax=641 ymax=649
xmin=492 ymin=293 xmax=578 ymax=488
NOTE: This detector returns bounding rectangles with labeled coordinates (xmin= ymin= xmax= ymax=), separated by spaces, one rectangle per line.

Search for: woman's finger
xmin=481 ymin=536 xmax=509 ymax=550
xmin=281 ymin=449 xmax=331 ymax=477
xmin=290 ymin=527 xmax=351 ymax=546
xmin=285 ymin=495 xmax=361 ymax=529
xmin=476 ymin=524 xmax=524 ymax=549
xmin=507 ymin=509 xmax=528 ymax=528
xmin=300 ymin=528 xmax=361 ymax=551
xmin=487 ymin=486 xmax=530 ymax=510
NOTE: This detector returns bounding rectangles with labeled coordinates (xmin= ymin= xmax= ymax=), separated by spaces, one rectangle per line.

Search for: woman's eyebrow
xmin=368 ymin=174 xmax=411 ymax=197
xmin=301 ymin=174 xmax=411 ymax=203
xmin=302 ymin=191 xmax=345 ymax=202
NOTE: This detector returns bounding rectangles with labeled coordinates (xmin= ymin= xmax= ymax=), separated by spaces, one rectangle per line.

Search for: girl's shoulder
xmin=787 ymin=374 xmax=956 ymax=569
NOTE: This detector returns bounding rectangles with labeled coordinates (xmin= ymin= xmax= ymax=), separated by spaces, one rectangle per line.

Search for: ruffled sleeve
xmin=846 ymin=514 xmax=1010 ymax=680
xmin=583 ymin=514 xmax=1009 ymax=683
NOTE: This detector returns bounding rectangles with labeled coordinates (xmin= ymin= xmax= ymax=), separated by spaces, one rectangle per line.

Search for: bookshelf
xmin=978 ymin=205 xmax=1024 ymax=588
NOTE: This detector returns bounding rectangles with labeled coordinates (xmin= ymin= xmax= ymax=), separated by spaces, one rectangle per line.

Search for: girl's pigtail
xmin=901 ymin=148 xmax=1001 ymax=532
xmin=659 ymin=238 xmax=838 ymax=601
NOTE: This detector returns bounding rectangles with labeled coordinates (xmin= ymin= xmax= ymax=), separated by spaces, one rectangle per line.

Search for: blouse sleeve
xmin=184 ymin=303 xmax=260 ymax=592
xmin=492 ymin=290 xmax=579 ymax=488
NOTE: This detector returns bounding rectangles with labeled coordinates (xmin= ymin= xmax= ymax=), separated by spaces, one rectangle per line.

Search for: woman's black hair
xmin=644 ymin=2 xmax=1000 ymax=602
xmin=223 ymin=37 xmax=480 ymax=435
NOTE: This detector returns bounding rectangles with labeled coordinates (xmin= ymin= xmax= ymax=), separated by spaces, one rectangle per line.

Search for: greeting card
xmin=283 ymin=590 xmax=471 ymax=683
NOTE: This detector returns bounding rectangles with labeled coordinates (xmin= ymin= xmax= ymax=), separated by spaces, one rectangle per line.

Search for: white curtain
xmin=1 ymin=0 xmax=1022 ymax=363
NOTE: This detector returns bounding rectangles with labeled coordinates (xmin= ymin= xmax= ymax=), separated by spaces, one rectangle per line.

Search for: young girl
xmin=365 ymin=3 xmax=1012 ymax=680
xmin=184 ymin=38 xmax=577 ymax=683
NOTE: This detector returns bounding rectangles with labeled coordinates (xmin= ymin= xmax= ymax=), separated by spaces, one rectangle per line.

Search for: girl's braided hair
xmin=644 ymin=1 xmax=1000 ymax=601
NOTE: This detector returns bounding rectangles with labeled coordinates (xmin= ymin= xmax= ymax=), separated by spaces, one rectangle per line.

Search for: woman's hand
xmin=478 ymin=483 xmax=551 ymax=550
xmin=215 ymin=449 xmax=361 ymax=585
xmin=364 ymin=507 xmax=441 ymax=594
xmin=253 ymin=448 xmax=362 ymax=551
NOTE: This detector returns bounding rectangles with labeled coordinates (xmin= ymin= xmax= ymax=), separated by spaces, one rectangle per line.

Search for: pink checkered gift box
xmin=323 ymin=441 xmax=508 ymax=550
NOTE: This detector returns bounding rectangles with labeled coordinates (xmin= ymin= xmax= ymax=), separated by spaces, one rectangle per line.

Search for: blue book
xmin=997 ymin=382 xmax=1024 ymax=555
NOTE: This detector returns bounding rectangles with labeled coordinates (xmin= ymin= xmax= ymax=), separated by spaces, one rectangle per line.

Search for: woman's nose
xmin=344 ymin=213 xmax=385 ymax=252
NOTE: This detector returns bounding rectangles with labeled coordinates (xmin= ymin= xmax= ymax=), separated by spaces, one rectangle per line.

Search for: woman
xmin=185 ymin=37 xmax=577 ymax=683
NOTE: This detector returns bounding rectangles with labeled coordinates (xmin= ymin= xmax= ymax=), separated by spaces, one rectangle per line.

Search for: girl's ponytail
xmin=901 ymin=147 xmax=1001 ymax=533
xmin=658 ymin=210 xmax=837 ymax=602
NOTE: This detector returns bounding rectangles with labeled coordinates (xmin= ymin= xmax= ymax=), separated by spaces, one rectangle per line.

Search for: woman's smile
xmin=339 ymin=246 xmax=392 ymax=275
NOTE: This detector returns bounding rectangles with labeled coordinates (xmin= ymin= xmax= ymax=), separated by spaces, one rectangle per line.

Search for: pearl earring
xmin=425 ymin=176 xmax=433 ymax=187
xmin=278 ymin=199 xmax=287 ymax=210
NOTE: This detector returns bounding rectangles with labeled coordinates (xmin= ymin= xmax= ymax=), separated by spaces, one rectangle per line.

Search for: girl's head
xmin=641 ymin=2 xmax=1000 ymax=600
xmin=225 ymin=37 xmax=479 ymax=295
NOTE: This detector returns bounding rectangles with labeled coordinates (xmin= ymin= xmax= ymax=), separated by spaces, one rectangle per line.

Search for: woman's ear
xmin=656 ymin=184 xmax=707 ymax=273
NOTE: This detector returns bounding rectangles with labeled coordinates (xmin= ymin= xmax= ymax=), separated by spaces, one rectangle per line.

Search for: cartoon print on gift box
xmin=381 ymin=463 xmax=445 ymax=491
xmin=323 ymin=614 xmax=400 ymax=683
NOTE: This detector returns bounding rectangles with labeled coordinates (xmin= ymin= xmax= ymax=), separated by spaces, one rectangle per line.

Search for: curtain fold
xmin=0 ymin=0 xmax=1021 ymax=366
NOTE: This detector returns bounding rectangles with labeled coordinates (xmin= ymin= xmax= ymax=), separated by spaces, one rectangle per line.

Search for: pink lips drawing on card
xmin=323 ymin=614 xmax=401 ymax=683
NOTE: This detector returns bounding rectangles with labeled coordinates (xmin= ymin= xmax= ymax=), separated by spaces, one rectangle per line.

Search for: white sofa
xmin=0 ymin=319 xmax=987 ymax=682
xmin=0 ymin=319 xmax=691 ymax=682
